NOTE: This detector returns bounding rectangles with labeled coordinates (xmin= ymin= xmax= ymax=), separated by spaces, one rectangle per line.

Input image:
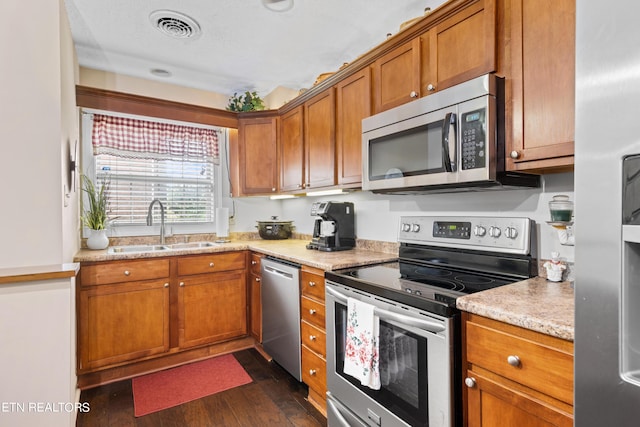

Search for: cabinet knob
xmin=255 ymin=277 xmax=261 ymax=282
xmin=410 ymin=90 xmax=419 ymax=98
xmin=308 ymin=281 xmax=316 ymax=287
xmin=271 ymin=187 xmax=276 ymax=192
xmin=209 ymin=262 xmax=215 ymax=267
xmin=179 ymin=281 xmax=185 ymax=287
xmin=309 ymin=309 xmax=316 ymax=315
xmin=427 ymin=83 xmax=436 ymax=92
xmin=124 ymin=270 xmax=130 ymax=276
xmin=164 ymin=283 xmax=169 ymax=288
xmin=510 ymin=150 xmax=521 ymax=159
xmin=507 ymin=355 xmax=521 ymax=367
xmin=251 ymin=260 xmax=257 ymax=265
xmin=464 ymin=377 xmax=477 ymax=388
xmin=309 ymin=335 xmax=317 ymax=341
xmin=309 ymin=369 xmax=317 ymax=376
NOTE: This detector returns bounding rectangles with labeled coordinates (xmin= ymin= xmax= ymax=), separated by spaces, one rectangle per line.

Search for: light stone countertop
xmin=73 ymin=239 xmax=398 ymax=271
xmin=456 ymin=276 xmax=574 ymax=341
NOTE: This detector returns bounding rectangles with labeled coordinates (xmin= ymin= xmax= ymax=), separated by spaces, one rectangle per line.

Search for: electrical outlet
xmin=228 ymin=216 xmax=236 ymax=225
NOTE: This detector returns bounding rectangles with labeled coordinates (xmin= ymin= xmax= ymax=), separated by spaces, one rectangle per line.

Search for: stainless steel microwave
xmin=362 ymin=74 xmax=539 ymax=193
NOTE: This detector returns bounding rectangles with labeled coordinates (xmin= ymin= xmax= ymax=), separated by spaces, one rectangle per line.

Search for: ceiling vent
xmin=149 ymin=10 xmax=201 ymax=39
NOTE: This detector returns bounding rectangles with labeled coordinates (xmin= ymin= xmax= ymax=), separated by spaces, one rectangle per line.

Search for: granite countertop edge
xmin=73 ymin=239 xmax=397 ymax=271
xmin=456 ymin=276 xmax=574 ymax=342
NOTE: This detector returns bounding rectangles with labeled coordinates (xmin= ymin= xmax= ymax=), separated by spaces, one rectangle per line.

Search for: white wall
xmin=231 ymin=172 xmax=575 ymax=261
xmin=0 ymin=0 xmax=79 ymax=267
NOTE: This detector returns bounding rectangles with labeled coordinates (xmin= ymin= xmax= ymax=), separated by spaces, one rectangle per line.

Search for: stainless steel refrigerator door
xmin=575 ymin=0 xmax=640 ymax=425
xmin=261 ymin=258 xmax=301 ymax=381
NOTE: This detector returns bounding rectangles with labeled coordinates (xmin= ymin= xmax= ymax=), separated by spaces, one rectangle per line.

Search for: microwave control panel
xmin=461 ymin=108 xmax=486 ymax=170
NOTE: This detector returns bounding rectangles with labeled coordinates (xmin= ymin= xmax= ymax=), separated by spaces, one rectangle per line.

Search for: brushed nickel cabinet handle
xmin=251 ymin=260 xmax=257 ymax=265
xmin=427 ymin=83 xmax=436 ymax=91
xmin=124 ymin=270 xmax=130 ymax=276
xmin=308 ymin=281 xmax=316 ymax=287
xmin=309 ymin=369 xmax=317 ymax=376
xmin=255 ymin=277 xmax=261 ymax=282
xmin=209 ymin=262 xmax=215 ymax=267
xmin=164 ymin=283 xmax=169 ymax=288
xmin=507 ymin=355 xmax=521 ymax=367
xmin=410 ymin=90 xmax=419 ymax=98
xmin=465 ymin=377 xmax=477 ymax=388
xmin=510 ymin=150 xmax=521 ymax=159
xmin=309 ymin=335 xmax=317 ymax=341
xmin=309 ymin=309 xmax=316 ymax=315
xmin=179 ymin=281 xmax=185 ymax=287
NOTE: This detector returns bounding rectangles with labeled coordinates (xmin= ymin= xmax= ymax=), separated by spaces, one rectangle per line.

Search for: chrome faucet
xmin=146 ymin=199 xmax=165 ymax=244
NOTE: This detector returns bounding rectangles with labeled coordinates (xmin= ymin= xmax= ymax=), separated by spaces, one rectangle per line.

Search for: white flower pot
xmin=87 ymin=229 xmax=109 ymax=250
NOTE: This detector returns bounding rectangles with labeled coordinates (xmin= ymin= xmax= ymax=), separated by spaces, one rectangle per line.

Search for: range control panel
xmin=399 ymin=216 xmax=533 ymax=255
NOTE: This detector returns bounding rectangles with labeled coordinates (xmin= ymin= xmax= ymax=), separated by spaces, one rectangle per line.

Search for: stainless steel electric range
xmin=324 ymin=216 xmax=537 ymax=427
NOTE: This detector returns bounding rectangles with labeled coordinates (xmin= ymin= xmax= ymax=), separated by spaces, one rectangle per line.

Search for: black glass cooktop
xmin=325 ymin=260 xmax=519 ymax=316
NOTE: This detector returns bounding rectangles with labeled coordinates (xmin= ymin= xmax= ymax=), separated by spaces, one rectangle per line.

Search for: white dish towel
xmin=343 ymin=297 xmax=381 ymax=390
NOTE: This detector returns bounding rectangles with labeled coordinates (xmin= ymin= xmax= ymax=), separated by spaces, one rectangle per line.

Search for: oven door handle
xmin=326 ymin=286 xmax=446 ymax=333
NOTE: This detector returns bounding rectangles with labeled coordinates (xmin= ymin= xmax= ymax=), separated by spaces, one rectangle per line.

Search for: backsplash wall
xmin=229 ymin=172 xmax=575 ymax=262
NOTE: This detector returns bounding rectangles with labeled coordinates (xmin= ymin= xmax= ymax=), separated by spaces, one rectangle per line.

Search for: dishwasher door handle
xmin=326 ymin=286 xmax=446 ymax=333
xmin=263 ymin=265 xmax=294 ymax=279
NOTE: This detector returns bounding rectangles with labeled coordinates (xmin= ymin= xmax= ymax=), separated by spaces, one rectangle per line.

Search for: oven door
xmin=325 ymin=281 xmax=455 ymax=427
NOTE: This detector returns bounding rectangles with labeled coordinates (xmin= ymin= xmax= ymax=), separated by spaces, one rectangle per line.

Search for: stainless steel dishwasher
xmin=261 ymin=257 xmax=302 ymax=381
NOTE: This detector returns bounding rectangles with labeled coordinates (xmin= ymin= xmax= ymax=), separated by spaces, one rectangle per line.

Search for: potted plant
xmin=226 ymin=91 xmax=266 ymax=112
xmin=81 ymin=174 xmax=112 ymax=249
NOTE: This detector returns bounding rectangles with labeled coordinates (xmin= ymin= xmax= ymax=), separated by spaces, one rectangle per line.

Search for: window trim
xmin=81 ymin=110 xmax=224 ymax=238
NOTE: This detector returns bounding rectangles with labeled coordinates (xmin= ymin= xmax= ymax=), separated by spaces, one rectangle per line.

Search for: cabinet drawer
xmin=301 ymin=296 xmax=326 ymax=330
xmin=249 ymin=252 xmax=263 ymax=275
xmin=301 ymin=320 xmax=326 ymax=358
xmin=81 ymin=259 xmax=170 ymax=286
xmin=177 ymin=251 xmax=246 ymax=276
xmin=301 ymin=268 xmax=325 ymax=302
xmin=302 ymin=345 xmax=327 ymax=395
xmin=466 ymin=319 xmax=573 ymax=405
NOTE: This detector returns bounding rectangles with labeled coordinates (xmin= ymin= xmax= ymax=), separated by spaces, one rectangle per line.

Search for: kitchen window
xmin=82 ymin=111 xmax=223 ymax=236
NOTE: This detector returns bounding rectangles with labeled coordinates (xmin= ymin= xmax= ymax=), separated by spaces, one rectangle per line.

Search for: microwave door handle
xmin=441 ymin=112 xmax=456 ymax=172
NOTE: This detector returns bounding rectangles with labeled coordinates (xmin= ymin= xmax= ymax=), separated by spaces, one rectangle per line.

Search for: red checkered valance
xmin=92 ymin=114 xmax=219 ymax=163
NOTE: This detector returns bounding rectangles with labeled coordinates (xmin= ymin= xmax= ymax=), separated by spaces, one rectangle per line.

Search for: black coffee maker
xmin=306 ymin=201 xmax=355 ymax=251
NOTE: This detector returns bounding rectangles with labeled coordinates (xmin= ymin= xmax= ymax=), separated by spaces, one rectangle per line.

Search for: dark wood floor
xmin=76 ymin=349 xmax=327 ymax=427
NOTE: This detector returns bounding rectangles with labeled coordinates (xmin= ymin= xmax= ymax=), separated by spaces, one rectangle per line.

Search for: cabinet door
xmin=79 ymin=280 xmax=170 ymax=370
xmin=465 ymin=370 xmax=573 ymax=427
xmin=422 ymin=0 xmax=496 ymax=94
xmin=336 ymin=68 xmax=371 ymax=186
xmin=304 ymin=89 xmax=336 ymax=189
xmin=508 ymin=0 xmax=575 ymax=171
xmin=373 ymin=38 xmax=421 ymax=112
xmin=279 ymin=106 xmax=305 ymax=192
xmin=249 ymin=271 xmax=262 ymax=342
xmin=238 ymin=115 xmax=278 ymax=195
xmin=178 ymin=271 xmax=247 ymax=348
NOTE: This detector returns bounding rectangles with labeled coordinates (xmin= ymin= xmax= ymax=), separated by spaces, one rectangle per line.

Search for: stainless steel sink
xmin=168 ymin=241 xmax=219 ymax=250
xmin=107 ymin=244 xmax=170 ymax=254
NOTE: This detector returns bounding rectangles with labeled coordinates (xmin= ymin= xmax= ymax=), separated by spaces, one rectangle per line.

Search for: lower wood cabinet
xmin=300 ymin=265 xmax=327 ymax=415
xmin=79 ymin=279 xmax=170 ymax=370
xmin=249 ymin=252 xmax=264 ymax=342
xmin=463 ymin=313 xmax=573 ymax=427
xmin=77 ymin=252 xmax=248 ymax=382
xmin=178 ymin=270 xmax=247 ymax=349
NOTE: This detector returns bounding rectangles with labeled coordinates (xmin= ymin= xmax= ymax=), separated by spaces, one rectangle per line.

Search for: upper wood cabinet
xmin=506 ymin=0 xmax=575 ymax=172
xmin=279 ymin=106 xmax=305 ymax=192
xmin=372 ymin=38 xmax=421 ymax=113
xmin=237 ymin=113 xmax=279 ymax=195
xmin=304 ymin=88 xmax=336 ymax=189
xmin=421 ymin=0 xmax=496 ymax=94
xmin=335 ymin=68 xmax=372 ymax=186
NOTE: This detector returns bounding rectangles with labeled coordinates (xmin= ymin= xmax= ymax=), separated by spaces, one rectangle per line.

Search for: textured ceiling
xmin=64 ymin=0 xmax=446 ymax=97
